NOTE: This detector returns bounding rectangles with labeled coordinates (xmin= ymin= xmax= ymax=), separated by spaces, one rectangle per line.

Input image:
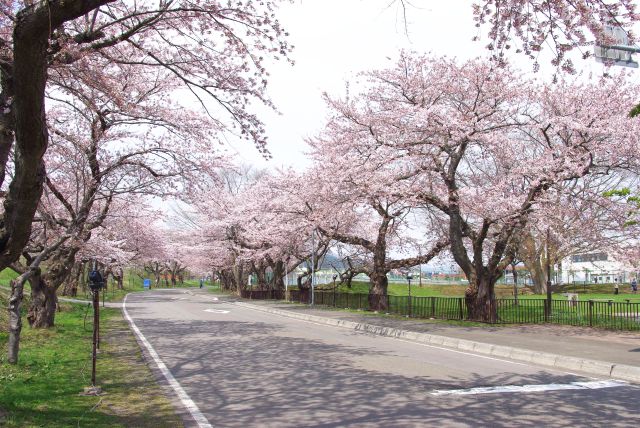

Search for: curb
xmin=234 ymin=301 xmax=640 ymax=384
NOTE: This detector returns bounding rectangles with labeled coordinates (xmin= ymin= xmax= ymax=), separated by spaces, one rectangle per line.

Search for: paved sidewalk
xmin=235 ymin=298 xmax=640 ymax=368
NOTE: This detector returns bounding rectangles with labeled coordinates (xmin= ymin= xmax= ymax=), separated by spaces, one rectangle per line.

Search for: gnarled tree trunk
xmin=464 ymin=273 xmax=497 ymax=323
xmin=7 ymin=274 xmax=27 ymax=364
xmin=368 ymin=271 xmax=389 ymax=311
xmin=27 ymin=270 xmax=57 ymax=328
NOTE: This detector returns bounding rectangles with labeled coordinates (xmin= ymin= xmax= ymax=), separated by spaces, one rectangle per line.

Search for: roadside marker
xmin=123 ymin=294 xmax=212 ymax=428
xmin=431 ymin=380 xmax=628 ymax=396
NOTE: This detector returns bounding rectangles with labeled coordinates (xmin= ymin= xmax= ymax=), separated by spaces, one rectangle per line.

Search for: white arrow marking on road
xmin=431 ymin=380 xmax=628 ymax=396
xmin=204 ymin=308 xmax=229 ymax=314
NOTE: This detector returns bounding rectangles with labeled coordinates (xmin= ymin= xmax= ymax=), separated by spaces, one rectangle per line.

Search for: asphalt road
xmin=124 ymin=289 xmax=640 ymax=427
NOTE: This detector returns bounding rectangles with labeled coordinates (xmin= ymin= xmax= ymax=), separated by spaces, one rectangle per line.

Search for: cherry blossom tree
xmin=305 ymin=126 xmax=449 ymax=310
xmin=325 ymin=53 xmax=640 ymax=321
xmin=391 ymin=0 xmax=640 ymax=72
xmin=11 ymin=47 xmax=228 ymax=327
xmin=514 ymin=174 xmax=639 ymax=293
xmin=0 ymin=0 xmax=292 ymax=273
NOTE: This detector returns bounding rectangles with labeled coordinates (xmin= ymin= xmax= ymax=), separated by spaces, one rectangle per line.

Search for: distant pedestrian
xmin=199 ymin=278 xmax=204 ymax=289
xmin=632 ymin=278 xmax=638 ymax=294
xmin=614 ymin=282 xmax=619 ymax=295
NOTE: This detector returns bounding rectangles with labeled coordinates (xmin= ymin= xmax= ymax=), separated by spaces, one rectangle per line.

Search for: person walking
xmin=631 ymin=278 xmax=637 ymax=294
xmin=199 ymin=278 xmax=204 ymax=289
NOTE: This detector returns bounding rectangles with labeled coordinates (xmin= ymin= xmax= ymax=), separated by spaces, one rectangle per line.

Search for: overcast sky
xmin=219 ymin=0 xmax=639 ymax=170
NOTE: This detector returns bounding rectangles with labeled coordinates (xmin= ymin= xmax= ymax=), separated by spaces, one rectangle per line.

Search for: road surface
xmin=123 ymin=289 xmax=640 ymax=427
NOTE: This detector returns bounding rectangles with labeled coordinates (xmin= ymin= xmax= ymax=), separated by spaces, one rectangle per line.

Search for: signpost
xmin=143 ymin=278 xmax=151 ymax=290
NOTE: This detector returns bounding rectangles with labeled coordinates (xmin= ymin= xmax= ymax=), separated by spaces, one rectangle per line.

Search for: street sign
xmin=143 ymin=278 xmax=151 ymax=290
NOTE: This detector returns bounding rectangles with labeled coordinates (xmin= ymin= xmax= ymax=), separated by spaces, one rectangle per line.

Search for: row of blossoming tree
xmin=3 ymin=1 xmax=640 ymax=358
xmin=2 ymin=0 xmax=294 ymax=363
xmin=185 ymin=53 xmax=640 ymax=322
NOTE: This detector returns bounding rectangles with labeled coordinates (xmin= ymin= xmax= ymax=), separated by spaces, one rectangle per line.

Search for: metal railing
xmin=240 ymin=290 xmax=640 ymax=330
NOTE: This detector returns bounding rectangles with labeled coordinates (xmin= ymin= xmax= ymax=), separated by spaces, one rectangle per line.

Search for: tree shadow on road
xmin=128 ymin=312 xmax=640 ymax=428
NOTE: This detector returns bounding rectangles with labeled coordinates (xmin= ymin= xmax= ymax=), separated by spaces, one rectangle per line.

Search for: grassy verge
xmin=322 ymin=280 xmax=638 ymax=302
xmin=0 ymin=303 xmax=183 ymax=427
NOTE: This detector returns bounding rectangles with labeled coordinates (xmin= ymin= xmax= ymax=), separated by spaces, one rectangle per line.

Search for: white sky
xmin=220 ymin=0 xmax=639 ymax=170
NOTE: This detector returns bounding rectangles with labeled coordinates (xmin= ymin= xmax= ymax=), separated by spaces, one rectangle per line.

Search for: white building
xmin=561 ymin=252 xmax=635 ymax=284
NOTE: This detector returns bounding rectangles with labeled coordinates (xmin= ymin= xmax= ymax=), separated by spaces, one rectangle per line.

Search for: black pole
xmin=408 ymin=278 xmax=412 ymax=317
xmin=546 ymin=229 xmax=552 ymax=322
xmin=92 ymin=288 xmax=99 ymax=386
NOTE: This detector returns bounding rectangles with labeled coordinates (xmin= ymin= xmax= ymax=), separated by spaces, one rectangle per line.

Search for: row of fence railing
xmin=239 ymin=290 xmax=640 ymax=330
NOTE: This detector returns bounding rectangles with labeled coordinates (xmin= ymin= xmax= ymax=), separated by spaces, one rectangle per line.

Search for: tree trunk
xmin=27 ymin=271 xmax=57 ymax=328
xmin=512 ymin=264 xmax=519 ymax=307
xmin=255 ymin=266 xmax=267 ymax=290
xmin=7 ymin=275 xmax=26 ymax=364
xmin=233 ymin=263 xmax=245 ymax=295
xmin=465 ymin=273 xmax=497 ymax=322
xmin=369 ymin=272 xmax=389 ymax=311
xmin=528 ymin=260 xmax=547 ymax=294
xmin=80 ymin=262 xmax=88 ymax=295
xmin=62 ymin=262 xmax=82 ymax=297
xmin=115 ymin=268 xmax=123 ymax=290
xmin=272 ymin=260 xmax=285 ymax=291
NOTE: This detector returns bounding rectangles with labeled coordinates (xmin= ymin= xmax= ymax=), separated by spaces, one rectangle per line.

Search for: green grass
xmin=0 ymin=303 xmax=183 ymax=427
xmin=0 ymin=268 xmax=18 ymax=288
xmin=319 ymin=280 xmax=638 ymax=302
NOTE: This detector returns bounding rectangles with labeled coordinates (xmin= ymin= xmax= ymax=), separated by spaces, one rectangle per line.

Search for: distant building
xmin=562 ymin=252 xmax=634 ymax=284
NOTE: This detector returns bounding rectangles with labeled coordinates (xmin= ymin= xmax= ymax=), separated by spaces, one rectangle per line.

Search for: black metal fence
xmin=240 ymin=290 xmax=640 ymax=330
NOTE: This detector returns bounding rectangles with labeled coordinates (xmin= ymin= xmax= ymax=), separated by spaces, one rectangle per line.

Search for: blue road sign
xmin=143 ymin=279 xmax=151 ymax=289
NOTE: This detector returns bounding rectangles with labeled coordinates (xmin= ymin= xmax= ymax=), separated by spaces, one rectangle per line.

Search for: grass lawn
xmin=0 ymin=300 xmax=183 ymax=427
xmin=321 ymin=280 xmax=639 ymax=302
xmin=0 ymin=268 xmax=18 ymax=288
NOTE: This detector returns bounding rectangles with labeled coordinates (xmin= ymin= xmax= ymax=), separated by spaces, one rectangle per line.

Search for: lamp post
xmin=406 ymin=273 xmax=413 ymax=317
xmin=88 ymin=269 xmax=104 ymax=389
xmin=332 ymin=274 xmax=338 ymax=307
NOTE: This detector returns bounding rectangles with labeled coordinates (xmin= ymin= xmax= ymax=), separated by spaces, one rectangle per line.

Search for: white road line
xmin=204 ymin=309 xmax=230 ymax=314
xmin=122 ymin=294 xmax=212 ymax=428
xmin=431 ymin=380 xmax=628 ymax=396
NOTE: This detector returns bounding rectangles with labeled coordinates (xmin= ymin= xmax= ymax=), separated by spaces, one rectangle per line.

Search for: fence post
xmin=431 ymin=297 xmax=436 ymax=318
xmin=458 ymin=298 xmax=464 ymax=320
xmin=588 ymin=300 xmax=593 ymax=327
xmin=544 ymin=299 xmax=549 ymax=322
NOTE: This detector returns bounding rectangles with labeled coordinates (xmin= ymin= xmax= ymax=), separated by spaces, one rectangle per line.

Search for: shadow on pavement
xmin=129 ymin=312 xmax=640 ymax=427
